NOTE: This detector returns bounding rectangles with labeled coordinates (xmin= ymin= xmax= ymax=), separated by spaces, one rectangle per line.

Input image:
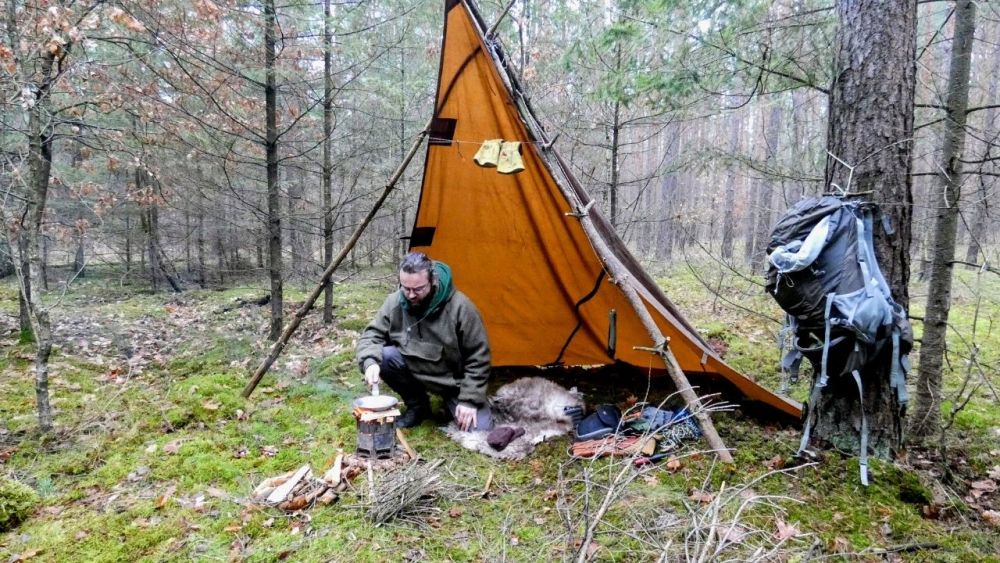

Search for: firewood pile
xmin=250 ymin=448 xmax=414 ymax=511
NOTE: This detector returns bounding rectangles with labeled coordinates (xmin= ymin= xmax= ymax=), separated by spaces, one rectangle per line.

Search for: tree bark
xmin=322 ymin=0 xmax=334 ymax=324
xmin=910 ymin=0 xmax=976 ymax=438
xmin=720 ymin=113 xmax=741 ymax=262
xmin=265 ymin=0 xmax=283 ymax=341
xmin=25 ymin=53 xmax=57 ymax=432
xmin=17 ymin=234 xmax=31 ymax=337
xmin=964 ymin=23 xmax=999 ymax=265
xmin=816 ymin=0 xmax=917 ymax=459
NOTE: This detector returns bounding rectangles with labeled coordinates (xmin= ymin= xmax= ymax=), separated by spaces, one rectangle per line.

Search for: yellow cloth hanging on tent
xmin=497 ymin=141 xmax=524 ymax=174
xmin=474 ymin=139 xmax=502 ymax=167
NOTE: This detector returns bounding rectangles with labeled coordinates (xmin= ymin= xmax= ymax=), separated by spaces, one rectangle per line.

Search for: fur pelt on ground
xmin=442 ymin=377 xmax=584 ymax=460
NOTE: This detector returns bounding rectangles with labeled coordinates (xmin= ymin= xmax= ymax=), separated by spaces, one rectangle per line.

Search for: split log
xmin=252 ymin=468 xmax=295 ymax=499
xmin=266 ymin=464 xmax=311 ymax=504
xmin=323 ymin=451 xmax=344 ymax=486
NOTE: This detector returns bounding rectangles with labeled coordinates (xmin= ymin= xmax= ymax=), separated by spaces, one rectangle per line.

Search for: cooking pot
xmin=353 ymin=383 xmax=399 ymax=411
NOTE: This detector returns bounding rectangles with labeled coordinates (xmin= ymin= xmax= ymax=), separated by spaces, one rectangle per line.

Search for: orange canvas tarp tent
xmin=408 ymin=0 xmax=800 ymax=421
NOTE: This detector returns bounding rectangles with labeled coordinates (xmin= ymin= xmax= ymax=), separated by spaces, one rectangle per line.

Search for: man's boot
xmin=395 ymin=401 xmax=430 ymax=428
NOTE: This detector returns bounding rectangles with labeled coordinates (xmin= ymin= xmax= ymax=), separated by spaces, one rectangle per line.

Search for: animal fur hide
xmin=443 ymin=377 xmax=584 ymax=460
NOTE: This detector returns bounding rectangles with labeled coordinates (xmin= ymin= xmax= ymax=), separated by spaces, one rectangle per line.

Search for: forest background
xmin=1 ymin=0 xmax=999 ymax=561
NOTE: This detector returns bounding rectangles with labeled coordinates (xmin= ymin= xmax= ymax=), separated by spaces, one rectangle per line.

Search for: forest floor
xmin=0 ymin=264 xmax=998 ymax=562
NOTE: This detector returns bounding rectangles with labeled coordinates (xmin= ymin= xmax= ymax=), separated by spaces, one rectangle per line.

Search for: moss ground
xmin=0 ymin=263 xmax=997 ymax=561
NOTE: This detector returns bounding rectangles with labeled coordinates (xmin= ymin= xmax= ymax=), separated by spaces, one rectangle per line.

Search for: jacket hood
xmin=400 ymin=261 xmax=454 ymax=318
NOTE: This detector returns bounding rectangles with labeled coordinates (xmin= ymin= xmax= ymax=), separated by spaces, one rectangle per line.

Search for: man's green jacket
xmin=356 ymin=262 xmax=491 ymax=407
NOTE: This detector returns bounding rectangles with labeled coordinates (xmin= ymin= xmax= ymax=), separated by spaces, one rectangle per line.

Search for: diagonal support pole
xmin=241 ymin=125 xmax=430 ymax=399
xmin=635 ymin=342 xmax=733 ymax=463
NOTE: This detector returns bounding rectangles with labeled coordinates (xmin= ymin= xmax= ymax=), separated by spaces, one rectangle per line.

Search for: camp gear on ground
xmin=356 ymin=260 xmax=492 ymax=407
xmin=444 ymin=377 xmax=580 ymax=460
xmin=497 ymin=141 xmax=525 ymax=174
xmin=408 ymin=0 xmax=799 ymax=423
xmin=486 ymin=426 xmax=525 ymax=451
xmin=353 ymin=387 xmax=400 ymax=458
xmin=657 ymin=415 xmax=702 ymax=452
xmin=574 ymin=404 xmax=622 ymax=441
xmin=473 ymin=139 xmax=502 ymax=167
xmin=766 ymin=196 xmax=912 ymax=485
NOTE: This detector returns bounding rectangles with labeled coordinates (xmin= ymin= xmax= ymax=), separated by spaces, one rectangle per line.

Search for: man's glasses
xmin=400 ymin=283 xmax=431 ymax=296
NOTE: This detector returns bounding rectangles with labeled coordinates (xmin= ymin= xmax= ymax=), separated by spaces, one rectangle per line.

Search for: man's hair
xmin=399 ymin=252 xmax=435 ymax=283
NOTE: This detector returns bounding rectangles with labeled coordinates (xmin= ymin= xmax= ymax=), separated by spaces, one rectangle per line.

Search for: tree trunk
xmin=125 ymin=213 xmax=132 ymax=273
xmin=720 ymin=114 xmax=741 ymax=262
xmin=323 ymin=0 xmax=335 ymax=324
xmin=0 ymin=237 xmax=11 ymax=278
xmin=265 ymin=0 xmax=283 ymax=340
xmin=909 ymin=0 xmax=976 ymax=438
xmin=609 ymin=97 xmax=621 ymax=230
xmin=196 ymin=182 xmax=206 ymax=288
xmin=964 ymin=23 xmax=999 ymax=265
xmin=25 ymin=59 xmax=56 ymax=432
xmin=17 ymin=234 xmax=31 ymax=337
xmin=815 ymin=0 xmax=917 ymax=459
xmin=751 ymin=102 xmax=783 ymax=271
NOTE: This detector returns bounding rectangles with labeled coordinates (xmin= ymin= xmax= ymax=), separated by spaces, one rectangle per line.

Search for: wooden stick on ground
xmin=395 ymin=428 xmax=418 ymax=460
xmin=242 ymin=124 xmax=430 ymax=398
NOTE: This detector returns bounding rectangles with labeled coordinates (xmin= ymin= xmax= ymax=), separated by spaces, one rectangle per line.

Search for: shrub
xmin=0 ymin=476 xmax=39 ymax=532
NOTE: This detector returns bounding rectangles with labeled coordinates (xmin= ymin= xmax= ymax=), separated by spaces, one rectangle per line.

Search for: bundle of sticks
xmin=365 ymin=459 xmax=444 ymax=525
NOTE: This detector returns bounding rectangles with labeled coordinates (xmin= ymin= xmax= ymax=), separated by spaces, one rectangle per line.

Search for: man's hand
xmin=364 ymin=364 xmax=381 ymax=386
xmin=455 ymin=404 xmax=477 ymax=431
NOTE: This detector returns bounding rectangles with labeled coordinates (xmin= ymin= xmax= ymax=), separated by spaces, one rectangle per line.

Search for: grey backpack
xmin=765 ymin=196 xmax=912 ymax=484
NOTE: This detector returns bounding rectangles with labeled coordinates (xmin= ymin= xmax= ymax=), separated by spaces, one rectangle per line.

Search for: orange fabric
xmin=410 ymin=1 xmax=800 ymax=421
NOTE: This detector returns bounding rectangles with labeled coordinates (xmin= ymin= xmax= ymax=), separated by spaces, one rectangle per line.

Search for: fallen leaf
xmin=9 ymin=549 xmax=42 ymax=562
xmin=206 ymin=486 xmax=227 ymax=498
xmin=665 ymin=458 xmax=682 ymax=471
xmin=261 ymin=445 xmax=278 ymax=457
xmin=0 ymin=447 xmax=17 ymax=463
xmin=775 ymin=519 xmax=800 ymax=541
xmin=688 ymin=489 xmax=715 ymax=504
xmin=224 ymin=522 xmax=243 ymax=533
xmin=201 ymin=400 xmax=221 ymax=411
xmin=921 ymin=504 xmax=941 ymax=519
xmin=716 ymin=524 xmax=748 ymax=544
xmin=983 ymin=510 xmax=1000 ymax=528
xmin=156 ymin=485 xmax=176 ymax=509
xmin=765 ymin=455 xmax=785 ymax=470
xmin=164 ymin=440 xmax=183 ymax=455
xmin=448 ymin=506 xmax=464 ymax=518
xmin=970 ymin=479 xmax=997 ymax=492
xmin=235 ymin=409 xmax=249 ymax=421
xmin=831 ymin=535 xmax=852 ymax=552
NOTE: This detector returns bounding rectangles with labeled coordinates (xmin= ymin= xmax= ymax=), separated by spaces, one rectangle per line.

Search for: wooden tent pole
xmin=614 ymin=279 xmax=734 ymax=463
xmin=242 ymin=125 xmax=430 ymax=399
xmin=554 ymin=193 xmax=734 ymax=462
